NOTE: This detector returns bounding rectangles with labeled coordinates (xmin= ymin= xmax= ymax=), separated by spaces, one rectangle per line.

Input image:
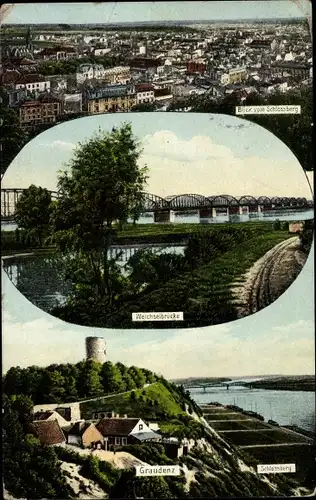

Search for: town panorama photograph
xmin=1 ymin=2 xmax=315 ymax=500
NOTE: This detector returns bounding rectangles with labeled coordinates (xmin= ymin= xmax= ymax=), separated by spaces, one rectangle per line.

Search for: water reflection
xmin=2 ymin=244 xmax=184 ymax=313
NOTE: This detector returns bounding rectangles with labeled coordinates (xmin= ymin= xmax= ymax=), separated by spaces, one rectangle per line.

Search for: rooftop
xmin=96 ymin=417 xmax=140 ymax=437
xmin=30 ymin=420 xmax=65 ymax=445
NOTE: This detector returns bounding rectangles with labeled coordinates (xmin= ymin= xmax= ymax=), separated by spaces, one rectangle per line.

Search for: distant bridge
xmin=181 ymin=381 xmax=254 ymax=391
xmin=1 ymin=188 xmax=313 ymax=222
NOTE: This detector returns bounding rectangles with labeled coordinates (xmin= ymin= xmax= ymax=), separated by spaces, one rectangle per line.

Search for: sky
xmin=2 ymin=241 xmax=314 ymax=377
xmin=2 ymin=112 xmax=313 ymax=199
xmin=1 ymin=1 xmax=312 ymax=25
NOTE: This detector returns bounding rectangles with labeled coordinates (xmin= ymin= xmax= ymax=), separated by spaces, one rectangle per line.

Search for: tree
xmin=131 ymin=102 xmax=156 ymax=112
xmin=15 ymin=185 xmax=53 ymax=246
xmin=3 ymin=395 xmax=72 ymax=499
xmin=37 ymin=370 xmax=66 ymax=402
xmin=50 ymin=123 xmax=148 ymax=310
xmin=273 ymin=219 xmax=281 ymax=230
xmin=109 ymin=470 xmax=172 ymax=499
xmin=190 ymin=86 xmax=313 ymax=171
xmin=76 ymin=360 xmax=103 ymax=398
xmin=100 ymin=361 xmax=125 ymax=393
xmin=128 ymin=366 xmax=146 ymax=388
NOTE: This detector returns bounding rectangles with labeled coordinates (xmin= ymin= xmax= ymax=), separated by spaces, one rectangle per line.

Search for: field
xmin=111 ymin=228 xmax=294 ymax=328
xmin=210 ymin=419 xmax=268 ymax=431
xmin=223 ymin=429 xmax=311 ymax=446
xmin=204 ymin=412 xmax=254 ymax=421
xmin=116 ymin=221 xmax=280 ymax=240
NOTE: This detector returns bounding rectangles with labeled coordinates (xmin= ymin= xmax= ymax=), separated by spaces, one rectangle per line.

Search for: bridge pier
xmin=199 ymin=207 xmax=213 ymax=222
xmin=214 ymin=208 xmax=228 ymax=217
xmin=154 ymin=210 xmax=170 ymax=223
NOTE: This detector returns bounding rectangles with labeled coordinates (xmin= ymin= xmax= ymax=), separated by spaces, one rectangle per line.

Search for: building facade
xmin=103 ymin=66 xmax=131 ymax=85
xmin=15 ymin=74 xmax=51 ymax=93
xmin=76 ymin=63 xmax=105 ymax=84
xmin=221 ymin=67 xmax=248 ymax=85
xmin=86 ymin=84 xmax=136 ymax=114
xmin=186 ymin=60 xmax=207 ymax=74
xmin=19 ymin=95 xmax=62 ymax=127
xmin=135 ymin=83 xmax=155 ymax=104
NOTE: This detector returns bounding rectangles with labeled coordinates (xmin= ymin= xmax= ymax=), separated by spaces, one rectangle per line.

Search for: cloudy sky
xmin=2 ymin=241 xmax=314 ymax=377
xmin=2 ymin=113 xmax=313 ymax=199
xmin=1 ymin=1 xmax=312 ymax=25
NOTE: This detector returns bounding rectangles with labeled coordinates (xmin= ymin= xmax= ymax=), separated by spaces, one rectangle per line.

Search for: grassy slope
xmin=119 ymin=231 xmax=294 ymax=311
xmin=116 ymin=221 xmax=277 ymax=238
xmin=79 ymin=382 xmax=184 ymax=420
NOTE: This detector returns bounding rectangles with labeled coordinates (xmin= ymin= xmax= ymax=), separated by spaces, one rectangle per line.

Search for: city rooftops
xmin=135 ymin=83 xmax=154 ymax=92
xmin=16 ymin=74 xmax=48 ymax=84
xmin=130 ymin=57 xmax=164 ymax=68
xmin=39 ymin=46 xmax=76 ymax=56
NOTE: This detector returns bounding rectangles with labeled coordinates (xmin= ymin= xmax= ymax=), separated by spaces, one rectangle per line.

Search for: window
xmin=139 ymin=424 xmax=143 ymax=431
xmin=122 ymin=438 xmax=127 ymax=445
xmin=115 ymin=437 xmax=121 ymax=445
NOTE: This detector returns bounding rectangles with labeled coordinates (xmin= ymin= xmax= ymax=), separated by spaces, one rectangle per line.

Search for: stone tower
xmin=85 ymin=337 xmax=106 ymax=364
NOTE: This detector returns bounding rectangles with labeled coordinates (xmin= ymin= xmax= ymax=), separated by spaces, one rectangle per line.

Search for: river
xmin=1 ymin=208 xmax=313 ymax=232
xmin=190 ymin=386 xmax=315 ymax=432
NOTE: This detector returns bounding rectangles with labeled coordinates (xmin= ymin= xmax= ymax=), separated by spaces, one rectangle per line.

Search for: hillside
xmin=3 ymin=362 xmax=314 ymax=499
xmin=80 ymin=382 xmax=186 ymax=419
xmin=244 ymin=375 xmax=315 ymax=392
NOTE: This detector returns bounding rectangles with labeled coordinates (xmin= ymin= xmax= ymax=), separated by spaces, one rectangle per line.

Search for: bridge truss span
xmin=1 ymin=188 xmax=313 ymax=221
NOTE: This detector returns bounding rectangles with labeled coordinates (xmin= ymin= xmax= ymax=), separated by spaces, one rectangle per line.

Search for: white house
xmin=76 ymin=63 xmax=105 ymax=84
xmin=15 ymin=75 xmax=51 ymax=93
xmin=94 ymin=48 xmax=111 ymax=57
xmin=135 ymin=83 xmax=155 ymax=104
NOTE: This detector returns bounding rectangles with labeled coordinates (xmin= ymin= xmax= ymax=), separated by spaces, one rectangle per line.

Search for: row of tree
xmin=3 ymin=360 xmax=158 ymax=404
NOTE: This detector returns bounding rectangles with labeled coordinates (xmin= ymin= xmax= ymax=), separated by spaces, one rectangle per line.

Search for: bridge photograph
xmin=1 ymin=112 xmax=313 ymax=330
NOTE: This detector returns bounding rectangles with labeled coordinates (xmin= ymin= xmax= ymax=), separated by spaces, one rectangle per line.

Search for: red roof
xmin=96 ymin=418 xmax=140 ymax=437
xmin=130 ymin=57 xmax=162 ymax=68
xmin=38 ymin=94 xmax=61 ymax=103
xmin=0 ymin=69 xmax=22 ymax=85
xmin=135 ymin=83 xmax=154 ymax=92
xmin=16 ymin=74 xmax=46 ymax=84
xmin=30 ymin=420 xmax=66 ymax=445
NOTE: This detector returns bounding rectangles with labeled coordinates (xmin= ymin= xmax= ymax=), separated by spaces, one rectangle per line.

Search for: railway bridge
xmin=1 ymin=188 xmax=313 ymax=222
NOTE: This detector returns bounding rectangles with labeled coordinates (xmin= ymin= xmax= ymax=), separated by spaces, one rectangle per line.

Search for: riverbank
xmin=2 ymin=227 xmax=299 ymax=328
xmin=243 ymin=376 xmax=315 ymax=392
xmin=200 ymin=403 xmax=314 ymax=482
xmin=0 ymin=220 xmax=284 ymax=252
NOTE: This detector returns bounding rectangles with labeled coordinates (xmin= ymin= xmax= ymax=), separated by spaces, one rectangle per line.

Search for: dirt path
xmin=232 ymin=237 xmax=307 ymax=318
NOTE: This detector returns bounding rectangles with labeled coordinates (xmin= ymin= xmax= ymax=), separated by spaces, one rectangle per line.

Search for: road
xmin=78 ymin=382 xmax=157 ymax=403
xmin=233 ymin=237 xmax=307 ymax=317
